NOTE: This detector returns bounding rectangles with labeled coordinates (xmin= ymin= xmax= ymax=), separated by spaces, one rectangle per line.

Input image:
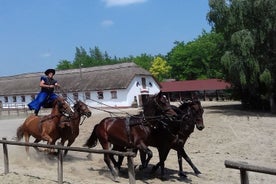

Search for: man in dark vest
xmin=28 ymin=69 xmax=60 ymax=115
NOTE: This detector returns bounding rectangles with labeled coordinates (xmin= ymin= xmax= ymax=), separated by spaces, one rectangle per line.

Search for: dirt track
xmin=0 ymin=101 xmax=275 ymax=184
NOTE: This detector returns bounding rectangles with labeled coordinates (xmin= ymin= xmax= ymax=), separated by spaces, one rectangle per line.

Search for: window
xmin=13 ymin=96 xmax=16 ymax=102
xmin=142 ymin=77 xmax=146 ymax=89
xmin=97 ymin=91 xmax=104 ymax=99
xmin=85 ymin=92 xmax=91 ymax=100
xmin=73 ymin=92 xmax=79 ymax=101
xmin=31 ymin=95 xmax=35 ymax=100
xmin=111 ymin=91 xmax=117 ymax=99
xmin=4 ymin=96 xmax=8 ymax=103
xmin=21 ymin=96 xmax=25 ymax=102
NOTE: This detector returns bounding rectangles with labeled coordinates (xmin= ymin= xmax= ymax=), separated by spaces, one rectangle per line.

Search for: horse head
xmin=179 ymin=99 xmax=205 ymax=131
xmin=52 ymin=97 xmax=74 ymax=116
xmin=143 ymin=91 xmax=177 ymax=117
xmin=74 ymin=100 xmax=92 ymax=118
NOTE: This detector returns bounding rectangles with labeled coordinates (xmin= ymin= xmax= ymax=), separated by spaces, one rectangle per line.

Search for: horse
xmin=58 ymin=100 xmax=92 ymax=156
xmin=16 ymin=96 xmax=73 ymax=155
xmin=83 ymin=91 xmax=178 ymax=181
xmin=150 ymin=99 xmax=205 ymax=177
xmin=110 ymin=99 xmax=205 ymax=178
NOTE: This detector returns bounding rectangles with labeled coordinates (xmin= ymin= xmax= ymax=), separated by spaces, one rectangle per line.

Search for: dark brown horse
xmin=83 ymin=91 xmax=178 ymax=181
xmin=110 ymin=99 xmax=205 ymax=178
xmin=59 ymin=100 xmax=92 ymax=156
xmin=16 ymin=96 xmax=73 ymax=155
xmin=150 ymin=99 xmax=205 ymax=177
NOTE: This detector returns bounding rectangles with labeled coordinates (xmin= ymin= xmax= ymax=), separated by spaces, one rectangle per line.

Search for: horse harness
xmin=124 ymin=115 xmax=146 ymax=145
xmin=123 ymin=113 xmax=181 ymax=145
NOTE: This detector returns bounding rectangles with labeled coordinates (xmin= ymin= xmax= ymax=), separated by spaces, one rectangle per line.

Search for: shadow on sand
xmin=203 ymin=102 xmax=276 ymax=118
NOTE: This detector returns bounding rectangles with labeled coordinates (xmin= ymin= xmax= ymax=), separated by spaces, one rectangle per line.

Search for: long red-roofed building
xmin=160 ymin=79 xmax=231 ymax=101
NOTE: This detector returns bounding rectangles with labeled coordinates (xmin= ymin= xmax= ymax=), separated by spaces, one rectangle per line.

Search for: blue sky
xmin=0 ymin=0 xmax=211 ymax=77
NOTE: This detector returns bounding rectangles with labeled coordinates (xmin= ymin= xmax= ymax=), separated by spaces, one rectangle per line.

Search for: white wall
xmin=0 ymin=76 xmax=160 ymax=109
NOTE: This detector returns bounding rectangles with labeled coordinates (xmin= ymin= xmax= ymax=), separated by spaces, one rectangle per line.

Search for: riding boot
xmin=34 ymin=110 xmax=39 ymax=116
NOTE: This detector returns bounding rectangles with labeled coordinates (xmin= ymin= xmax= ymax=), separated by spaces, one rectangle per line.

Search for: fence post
xmin=57 ymin=143 xmax=63 ymax=184
xmin=2 ymin=137 xmax=9 ymax=174
xmin=127 ymin=149 xmax=135 ymax=184
xmin=240 ymin=169 xmax=249 ymax=184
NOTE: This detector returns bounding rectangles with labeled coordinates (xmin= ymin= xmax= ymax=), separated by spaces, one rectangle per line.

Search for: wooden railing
xmin=0 ymin=138 xmax=136 ymax=184
xmin=225 ymin=160 xmax=276 ymax=184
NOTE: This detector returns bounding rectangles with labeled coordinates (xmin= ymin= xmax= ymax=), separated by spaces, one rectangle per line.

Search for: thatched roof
xmin=0 ymin=62 xmax=154 ymax=95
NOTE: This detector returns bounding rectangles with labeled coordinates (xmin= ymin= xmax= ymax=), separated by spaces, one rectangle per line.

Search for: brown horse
xmin=150 ymin=99 xmax=205 ymax=177
xmin=59 ymin=100 xmax=92 ymax=156
xmin=16 ymin=96 xmax=73 ymax=155
xmin=83 ymin=91 xmax=178 ymax=181
xmin=110 ymin=99 xmax=205 ymax=178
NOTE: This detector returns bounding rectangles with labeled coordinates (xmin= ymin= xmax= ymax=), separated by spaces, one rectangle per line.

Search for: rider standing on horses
xmin=28 ymin=68 xmax=60 ymax=116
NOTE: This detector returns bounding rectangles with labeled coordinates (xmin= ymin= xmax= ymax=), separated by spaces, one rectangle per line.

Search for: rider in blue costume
xmin=28 ymin=69 xmax=60 ymax=116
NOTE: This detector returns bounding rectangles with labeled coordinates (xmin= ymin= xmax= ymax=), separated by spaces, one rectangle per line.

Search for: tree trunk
xmin=270 ymin=93 xmax=276 ymax=114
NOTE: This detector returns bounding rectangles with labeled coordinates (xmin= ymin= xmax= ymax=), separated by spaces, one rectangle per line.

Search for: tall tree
xmin=208 ymin=0 xmax=276 ymax=111
xmin=89 ymin=46 xmax=104 ymax=66
xmin=73 ymin=46 xmax=91 ymax=68
xmin=167 ymin=31 xmax=224 ymax=80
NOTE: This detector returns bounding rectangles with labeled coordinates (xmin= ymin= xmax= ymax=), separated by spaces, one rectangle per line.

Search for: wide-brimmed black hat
xmin=44 ymin=69 xmax=56 ymax=75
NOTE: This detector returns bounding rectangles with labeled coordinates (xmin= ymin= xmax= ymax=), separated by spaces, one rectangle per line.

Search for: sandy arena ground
xmin=0 ymin=101 xmax=275 ymax=184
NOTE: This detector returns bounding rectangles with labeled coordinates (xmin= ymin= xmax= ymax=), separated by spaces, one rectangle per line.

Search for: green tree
xmin=133 ymin=53 xmax=154 ymax=70
xmin=149 ymin=57 xmax=171 ymax=81
xmin=56 ymin=59 xmax=72 ymax=70
xmin=89 ymin=46 xmax=104 ymax=66
xmin=208 ymin=0 xmax=276 ymax=111
xmin=167 ymin=31 xmax=224 ymax=80
xmin=72 ymin=46 xmax=91 ymax=68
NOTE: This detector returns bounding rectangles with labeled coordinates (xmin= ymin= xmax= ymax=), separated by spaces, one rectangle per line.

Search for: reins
xmin=57 ymin=86 xmax=176 ymax=121
xmin=87 ymin=97 xmax=134 ymax=116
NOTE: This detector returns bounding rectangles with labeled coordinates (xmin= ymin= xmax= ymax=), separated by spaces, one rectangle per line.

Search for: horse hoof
xmin=112 ymin=175 xmax=120 ymax=182
xmin=110 ymin=168 xmax=119 ymax=179
xmin=195 ymin=170 xmax=202 ymax=175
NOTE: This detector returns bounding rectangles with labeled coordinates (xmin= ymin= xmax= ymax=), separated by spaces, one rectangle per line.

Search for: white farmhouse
xmin=0 ymin=62 xmax=161 ymax=109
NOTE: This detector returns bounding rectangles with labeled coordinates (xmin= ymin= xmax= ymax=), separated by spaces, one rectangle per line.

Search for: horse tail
xmin=83 ymin=124 xmax=99 ymax=148
xmin=16 ymin=125 xmax=24 ymax=141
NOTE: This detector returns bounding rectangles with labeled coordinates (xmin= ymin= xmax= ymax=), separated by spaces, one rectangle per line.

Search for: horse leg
xmin=41 ymin=131 xmax=53 ymax=153
xmin=110 ymin=145 xmax=125 ymax=170
xmin=152 ymin=148 xmax=170 ymax=180
xmin=139 ymin=148 xmax=153 ymax=170
xmin=110 ymin=154 xmax=120 ymax=169
xmin=33 ymin=139 xmax=42 ymax=153
xmin=110 ymin=154 xmax=124 ymax=171
xmin=104 ymin=153 xmax=119 ymax=181
xmin=177 ymin=149 xmax=187 ymax=177
xmin=179 ymin=147 xmax=201 ymax=175
xmin=64 ymin=139 xmax=74 ymax=157
xmin=100 ymin=141 xmax=119 ymax=181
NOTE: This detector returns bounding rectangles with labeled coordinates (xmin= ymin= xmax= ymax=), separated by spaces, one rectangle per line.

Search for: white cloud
xmin=102 ymin=0 xmax=147 ymax=7
xmin=101 ymin=20 xmax=114 ymax=27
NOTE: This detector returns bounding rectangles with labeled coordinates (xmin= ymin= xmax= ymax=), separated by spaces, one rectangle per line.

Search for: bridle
xmin=153 ymin=95 xmax=175 ymax=115
xmin=57 ymin=99 xmax=73 ymax=117
xmin=65 ymin=101 xmax=91 ymax=125
xmin=178 ymin=100 xmax=204 ymax=132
